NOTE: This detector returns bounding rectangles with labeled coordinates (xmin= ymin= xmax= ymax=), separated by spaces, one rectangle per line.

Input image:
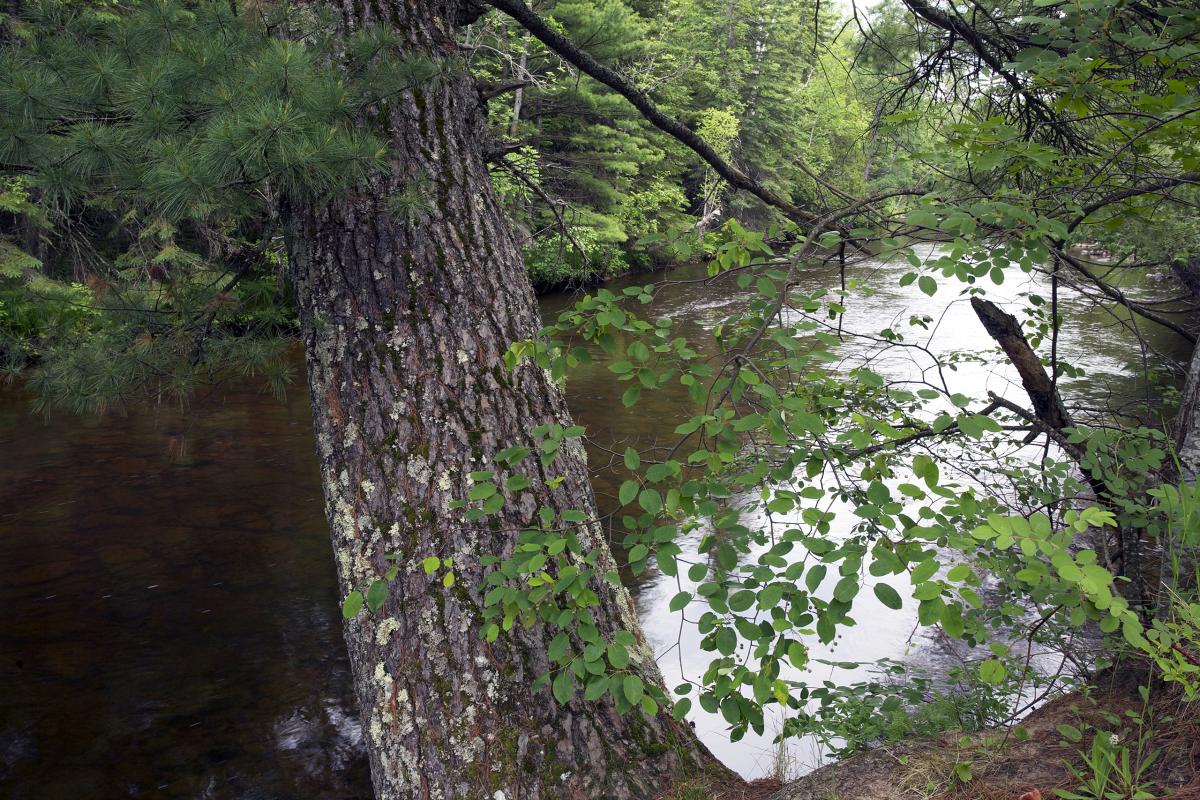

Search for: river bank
xmin=768 ymin=665 xmax=1197 ymax=800
xmin=661 ymin=664 xmax=1198 ymax=800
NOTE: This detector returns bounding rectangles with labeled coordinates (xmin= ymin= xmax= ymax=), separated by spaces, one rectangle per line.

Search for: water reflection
xmin=545 ymin=247 xmax=1184 ymax=777
xmin=0 ymin=250 xmax=1184 ymax=795
xmin=0 ymin=385 xmax=372 ymax=799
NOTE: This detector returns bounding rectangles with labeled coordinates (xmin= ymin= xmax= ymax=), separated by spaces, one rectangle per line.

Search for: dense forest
xmin=1 ymin=0 xmax=1199 ymax=798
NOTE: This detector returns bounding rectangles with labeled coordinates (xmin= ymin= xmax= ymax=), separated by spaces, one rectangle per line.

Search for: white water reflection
xmin=623 ymin=245 xmax=1178 ymax=778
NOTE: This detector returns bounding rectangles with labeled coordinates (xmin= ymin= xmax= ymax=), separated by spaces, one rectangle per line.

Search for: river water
xmin=0 ymin=251 xmax=1184 ymax=798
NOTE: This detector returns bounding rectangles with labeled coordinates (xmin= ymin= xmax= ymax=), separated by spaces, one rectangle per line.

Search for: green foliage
xmin=464 ymin=104 xmax=1200 ymax=748
xmin=467 ymin=240 xmax=1159 ymax=742
xmin=467 ymin=0 xmax=871 ymax=278
xmin=0 ymin=0 xmax=429 ymax=216
xmin=1055 ymin=687 xmax=1162 ymax=800
xmin=524 ymin=225 xmax=629 ymax=289
xmin=6 ymin=0 xmax=1198 ymax=767
xmin=0 ymin=0 xmax=444 ymax=407
xmin=780 ymin=659 xmax=1021 ymax=758
xmin=1141 ymin=482 xmax=1200 ymax=696
xmin=0 ymin=275 xmax=95 ymax=372
xmin=470 ymin=0 xmax=680 ymax=282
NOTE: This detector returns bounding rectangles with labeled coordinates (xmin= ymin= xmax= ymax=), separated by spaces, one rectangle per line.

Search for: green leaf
xmin=979 ymin=659 xmax=1007 ymax=685
xmin=623 ymin=674 xmax=645 ymax=704
xmin=787 ymin=641 xmax=806 ymax=669
xmin=907 ymin=209 xmax=939 ymax=228
xmin=1056 ymin=723 xmax=1083 ymax=743
xmin=608 ymin=642 xmax=631 ymax=669
xmin=584 ymin=676 xmax=609 ymax=701
xmin=468 ymin=482 xmax=497 ymax=501
xmin=833 ymin=576 xmax=860 ymax=603
xmin=805 ymin=564 xmax=827 ymax=593
xmin=422 ymin=556 xmax=441 ymax=574
xmin=549 ymin=632 xmax=572 ymax=662
xmin=729 ymin=590 xmax=756 ymax=612
xmin=759 ymin=583 xmax=785 ymax=610
xmin=958 ymin=415 xmax=983 ymax=439
xmin=669 ymin=591 xmax=692 ymax=612
xmin=366 ymin=579 xmax=389 ymax=613
xmin=714 ymin=626 xmax=737 ymax=655
xmin=619 ymin=480 xmax=639 ymax=506
xmin=638 ymin=489 xmax=662 ymax=515
xmin=553 ymin=669 xmax=574 ymax=704
xmin=624 ymin=447 xmax=640 ymax=471
xmin=946 ymin=564 xmax=972 ymax=582
xmin=788 ymin=411 xmax=825 ymax=435
xmin=341 ymin=590 xmax=364 ymax=618
xmin=912 ymin=581 xmax=942 ymax=601
xmin=940 ymin=603 xmax=964 ymax=638
xmin=918 ymin=275 xmax=937 ymax=296
xmin=873 ymin=583 xmax=903 ymax=610
xmin=672 ymin=697 xmax=692 ymax=721
xmin=816 ymin=616 xmax=835 ymax=643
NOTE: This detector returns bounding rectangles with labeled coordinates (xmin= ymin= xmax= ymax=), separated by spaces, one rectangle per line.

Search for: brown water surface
xmin=0 ymin=385 xmax=368 ymax=799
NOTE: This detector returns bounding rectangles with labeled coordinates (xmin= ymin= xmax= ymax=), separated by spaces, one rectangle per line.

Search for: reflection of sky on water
xmin=565 ymin=246 xmax=1180 ymax=778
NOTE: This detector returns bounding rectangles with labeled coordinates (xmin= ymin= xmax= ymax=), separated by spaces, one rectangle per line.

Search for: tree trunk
xmin=1171 ymin=258 xmax=1200 ymax=305
xmin=970 ymin=297 xmax=1150 ymax=591
xmin=1176 ymin=344 xmax=1200 ymax=481
xmin=286 ymin=2 xmax=720 ymax=799
xmin=510 ymin=32 xmax=529 ymax=137
xmin=970 ymin=297 xmax=1072 ymax=431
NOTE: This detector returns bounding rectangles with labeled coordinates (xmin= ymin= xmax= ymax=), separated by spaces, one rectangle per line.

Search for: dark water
xmin=0 ymin=385 xmax=367 ymax=799
xmin=0 ymin=254 xmax=1186 ymax=797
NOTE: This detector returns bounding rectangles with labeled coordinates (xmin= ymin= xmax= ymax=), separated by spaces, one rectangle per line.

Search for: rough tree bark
xmin=1167 ymin=343 xmax=1200 ymax=597
xmin=286 ymin=2 xmax=722 ymax=798
xmin=1176 ymin=345 xmax=1200 ymax=480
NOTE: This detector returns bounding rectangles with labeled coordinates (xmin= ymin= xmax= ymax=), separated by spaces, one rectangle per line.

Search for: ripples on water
xmin=0 ymin=387 xmax=373 ymax=798
xmin=0 ymin=251 xmax=1183 ymax=795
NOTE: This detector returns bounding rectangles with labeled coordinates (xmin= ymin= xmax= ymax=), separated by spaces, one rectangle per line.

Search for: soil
xmin=762 ymin=665 xmax=1199 ymax=800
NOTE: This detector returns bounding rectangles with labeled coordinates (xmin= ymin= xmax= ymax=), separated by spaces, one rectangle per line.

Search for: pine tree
xmin=0 ymin=1 xmax=723 ymax=796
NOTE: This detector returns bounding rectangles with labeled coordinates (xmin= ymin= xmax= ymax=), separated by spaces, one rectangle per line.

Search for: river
xmin=0 ymin=249 xmax=1185 ymax=798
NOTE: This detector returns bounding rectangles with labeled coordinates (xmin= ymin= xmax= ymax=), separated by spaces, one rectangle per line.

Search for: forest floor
xmin=669 ymin=664 xmax=1199 ymax=800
